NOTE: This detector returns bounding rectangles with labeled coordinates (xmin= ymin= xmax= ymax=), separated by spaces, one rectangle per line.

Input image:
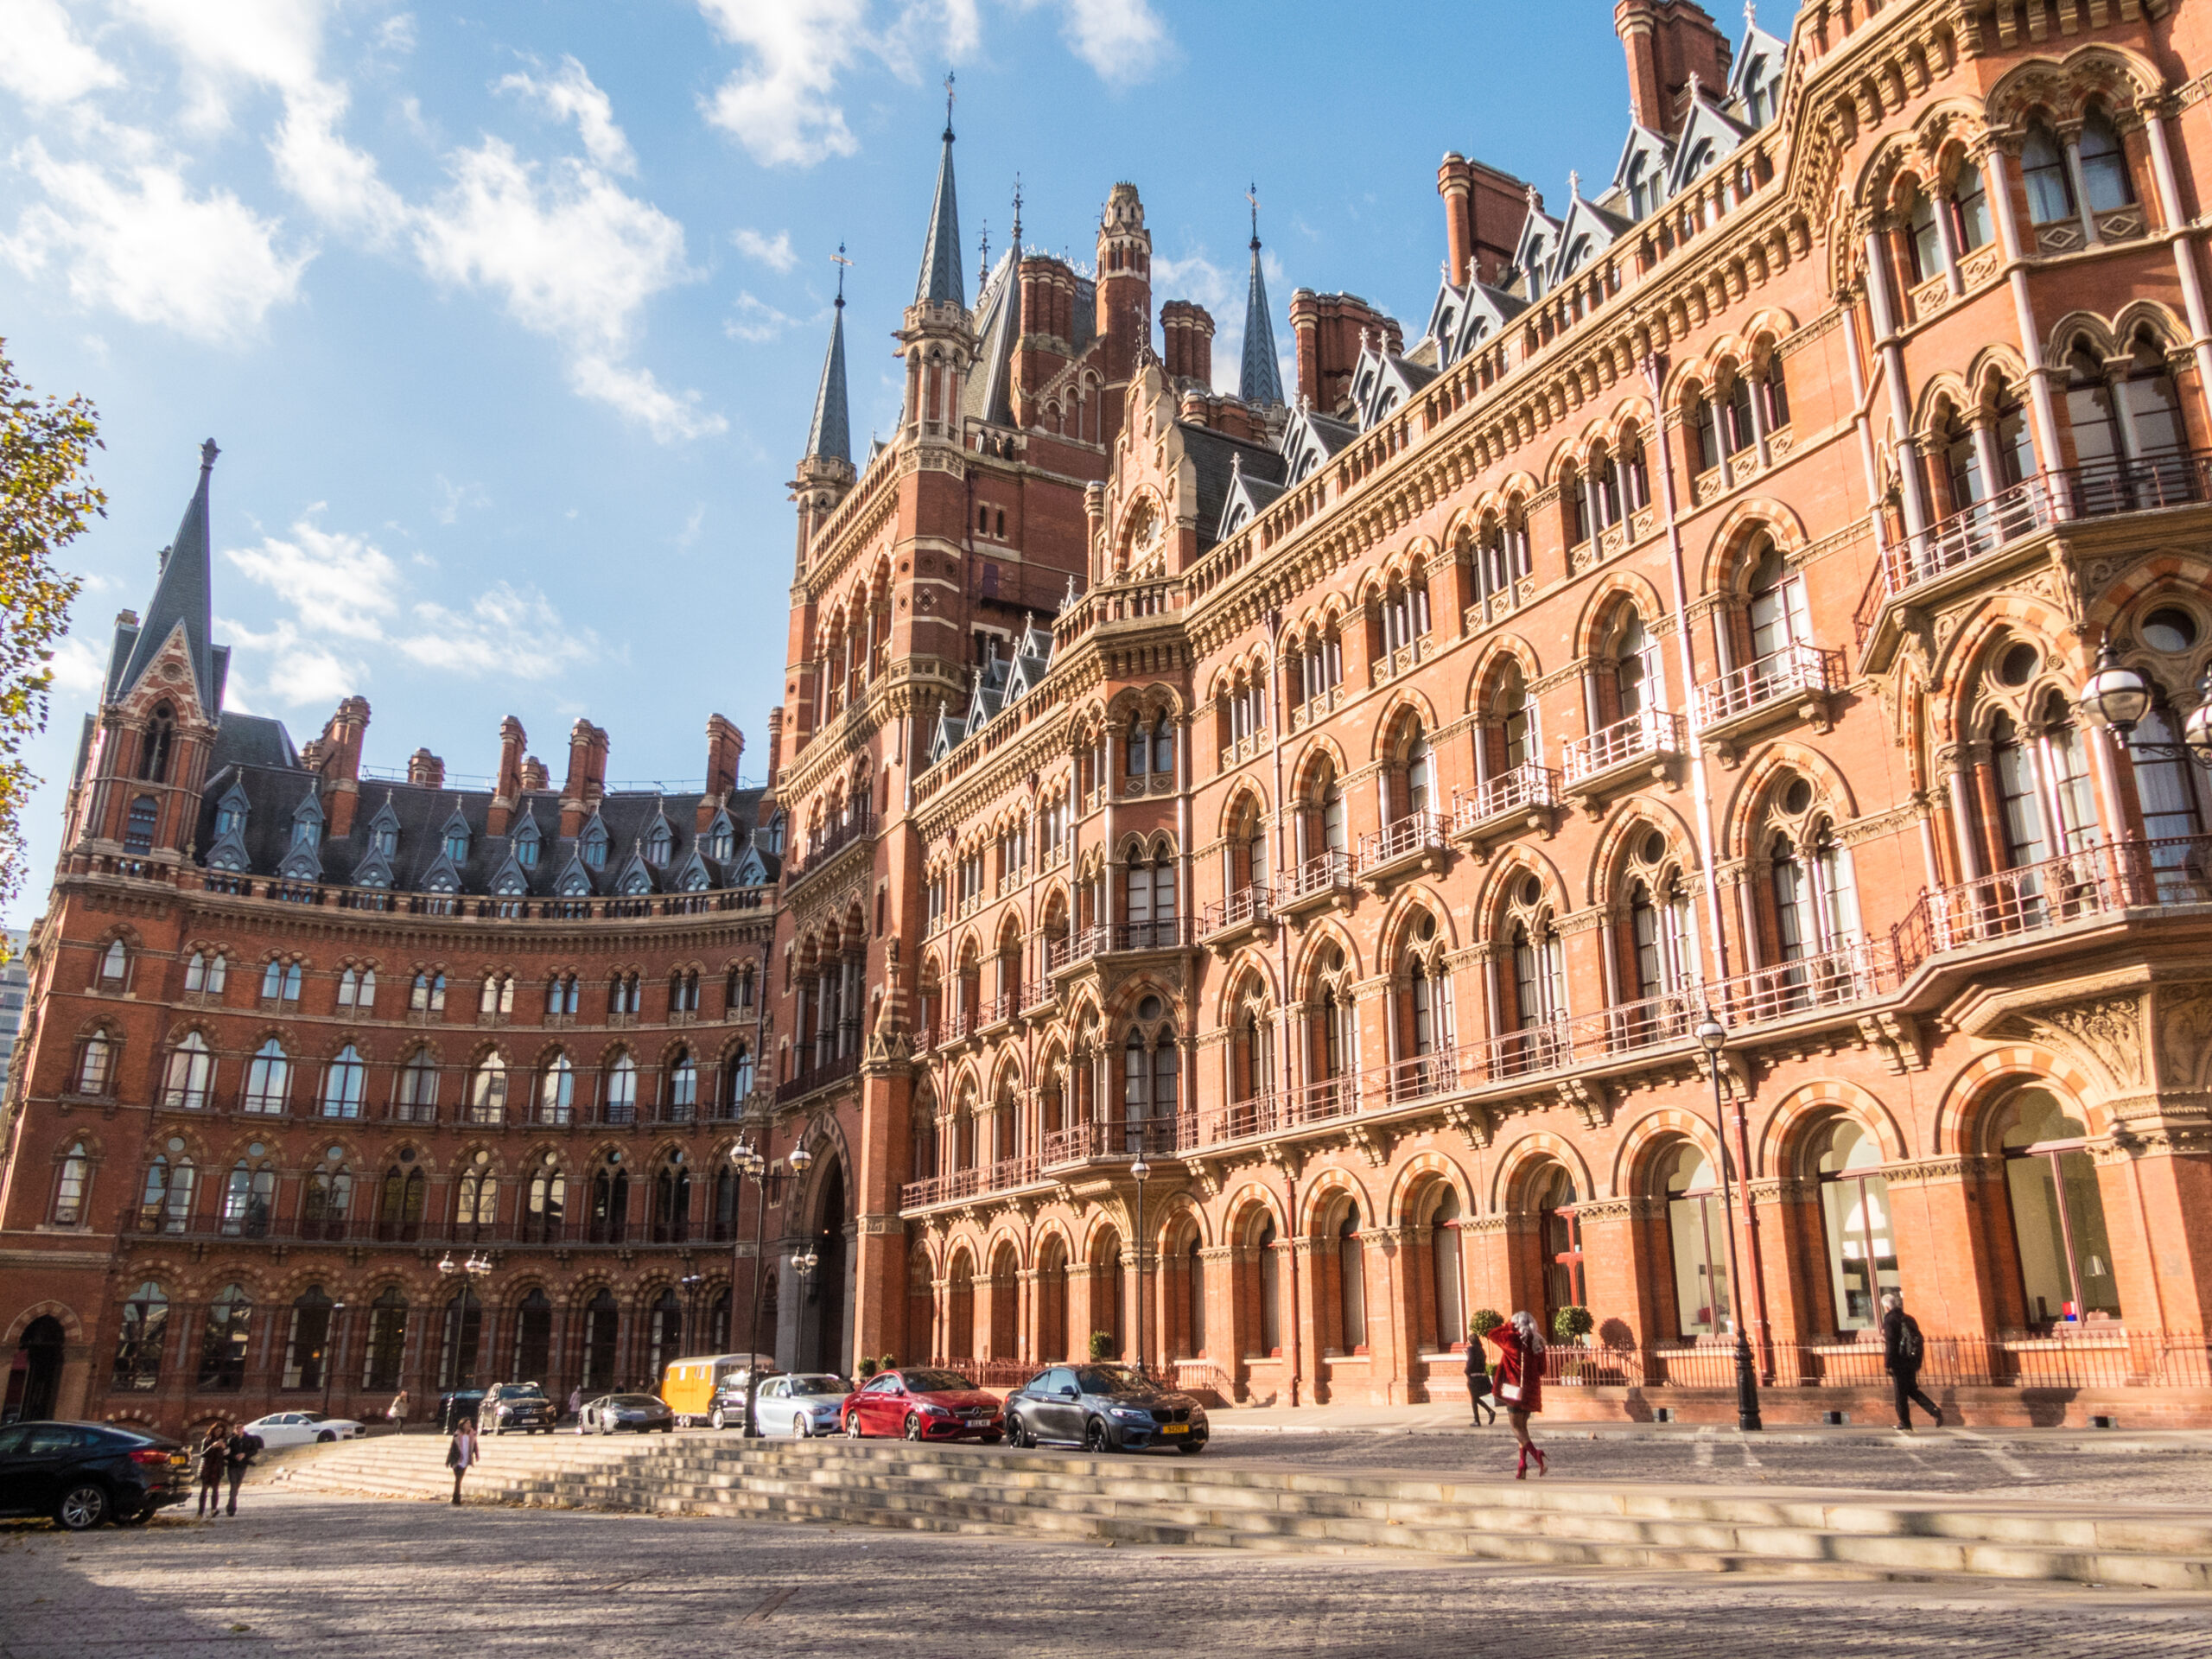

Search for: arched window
xmin=124 ymin=795 xmax=158 ymax=853
xmin=1121 ymin=997 xmax=1178 ymax=1150
xmin=320 ymin=1046 xmax=365 ymax=1118
xmin=242 ymin=1039 xmax=290 ymax=1114
xmin=1990 ymin=713 xmax=2049 ymax=871
xmin=1336 ymin=1205 xmax=1367 ymax=1353
xmin=512 ymin=1288 xmax=553 ymax=1382
xmin=644 ymin=1287 xmax=680 ymax=1374
xmin=138 ymin=704 xmax=175 ymax=782
xmin=113 ymin=1281 xmax=168 ymax=1389
xmin=1951 ymin=161 xmax=1993 ymax=253
xmin=377 ymin=1161 xmax=427 ymax=1242
xmin=1427 ymin=1186 xmax=1464 ymax=1352
xmin=645 ymin=821 xmax=673 ymax=866
xmin=1612 ymin=610 xmax=1650 ymax=722
xmin=604 ymin=1053 xmax=638 ymax=1125
xmin=99 ymin=939 xmax=129 ymax=987
xmin=652 ymin=1154 xmax=690 ymax=1244
xmin=455 ymin=1151 xmax=498 ymax=1238
xmin=1816 ymin=1119 xmax=1897 ymax=1332
xmin=397 ymin=1047 xmax=439 ymax=1122
xmin=443 ymin=820 xmax=470 ymax=862
xmin=468 ymin=1055 xmax=507 ymax=1125
xmin=219 ymin=1159 xmax=275 ymax=1236
xmin=437 ymin=1287 xmax=482 ymax=1389
xmin=1745 ymin=540 xmax=1809 ymax=669
xmin=261 ymin=959 xmax=302 ymax=1003
xmin=524 ymin=1155 xmax=566 ymax=1243
xmin=666 ymin=1050 xmax=698 ymax=1122
xmin=581 ymin=1288 xmax=620 ymax=1389
xmin=410 ymin=971 xmax=447 ymax=1014
xmin=2065 ymin=340 xmax=2122 ymax=473
xmin=1255 ymin=1216 xmax=1281 ymax=1355
xmin=728 ymin=1044 xmax=755 ymax=1109
xmin=537 ymin=1053 xmax=574 ymax=1125
xmin=51 ymin=1141 xmax=90 ymax=1224
xmin=2023 ymin=125 xmax=2075 ymax=226
xmin=547 ymin=973 xmax=579 ymax=1018
xmin=198 ymin=1284 xmax=252 ymax=1390
xmin=362 ymin=1287 xmax=408 ymax=1389
xmin=1999 ymin=1089 xmax=2120 ymax=1325
xmin=1535 ymin=1166 xmax=1585 ymax=1324
xmin=184 ymin=950 xmax=227 ymax=995
xmin=1662 ymin=1143 xmax=1730 ymax=1338
xmin=2077 ymin=110 xmax=2134 ymax=213
xmin=283 ymin=1286 xmax=335 ymax=1389
xmin=1905 ymin=187 xmax=1942 ymax=283
xmin=1122 ymin=845 xmax=1177 ymax=945
xmin=302 ymin=1158 xmax=352 ymax=1241
xmin=1395 ymin=912 xmax=1446 ymax=1074
xmin=480 ymin=973 xmax=515 ymax=1017
xmin=588 ymin=1154 xmax=629 ymax=1243
xmin=74 ymin=1029 xmax=114 ymax=1096
xmin=338 ymin=967 xmax=376 ymax=1009
xmin=1311 ymin=947 xmax=1354 ymax=1097
xmin=138 ymin=1154 xmax=195 ymax=1234
xmin=2121 ymin=332 xmax=2188 ymax=467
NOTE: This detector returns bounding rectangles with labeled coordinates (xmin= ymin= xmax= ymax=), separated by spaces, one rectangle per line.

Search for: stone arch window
xmin=198 ymin=1284 xmax=252 ymax=1389
xmin=468 ymin=1054 xmax=508 ymax=1125
xmin=646 ymin=1286 xmax=683 ymax=1376
xmin=1250 ymin=1212 xmax=1282 ymax=1357
xmin=50 ymin=1140 xmax=91 ymax=1224
xmin=73 ymin=1027 xmax=116 ymax=1096
xmin=1393 ymin=912 xmax=1450 ymax=1079
xmin=2064 ymin=336 xmax=2124 ymax=474
xmin=396 ymin=1046 xmax=440 ymax=1123
xmin=1660 ymin=1142 xmax=1731 ymax=1338
xmin=260 ymin=958 xmax=302 ymax=1004
xmin=580 ymin=1288 xmax=620 ymax=1391
xmin=547 ymin=972 xmax=580 ymax=1018
xmin=1688 ymin=382 xmax=1722 ymax=474
xmin=437 ymin=1285 xmax=482 ymax=1390
xmin=988 ymin=1071 xmax=1020 ymax=1165
xmin=1815 ymin=1118 xmax=1897 ymax=1332
xmin=1306 ymin=944 xmax=1356 ymax=1103
xmin=1333 ymin=1202 xmax=1368 ymax=1355
xmin=1740 ymin=537 xmax=1809 ymax=676
xmin=455 ymin=1149 xmax=499 ymax=1238
xmin=1499 ymin=874 xmax=1567 ymax=1067
xmin=1532 ymin=1164 xmax=1585 ymax=1325
xmin=588 ymin=1151 xmax=629 ymax=1243
xmin=1379 ymin=709 xmax=1433 ymax=824
xmin=242 ymin=1039 xmax=291 ymax=1115
xmin=113 ymin=1281 xmax=168 ymax=1389
xmin=1226 ymin=793 xmax=1268 ymax=894
xmin=652 ymin=1151 xmax=691 ymax=1243
xmin=2078 ymin=107 xmax=2135 ymax=214
xmin=537 ymin=1052 xmax=575 ymax=1126
xmin=1122 ymin=840 xmax=1178 ymax=944
xmin=727 ymin=960 xmax=756 ymax=1010
xmin=480 ymin=972 xmax=515 ymax=1017
xmin=1292 ymin=616 xmax=1344 ymax=714
xmin=512 ymin=1288 xmax=553 ymax=1381
xmin=1478 ymin=658 xmax=1535 ymax=783
xmin=523 ymin=1154 xmax=566 ymax=1243
xmin=220 ymin=1156 xmax=275 ymax=1237
xmin=410 ymin=970 xmax=446 ymax=1014
xmin=124 ymin=794 xmax=159 ymax=853
xmin=1998 ymin=1088 xmax=2120 ymax=1326
xmin=1904 ymin=180 xmax=1944 ymax=284
xmin=1615 ymin=828 xmax=1695 ymax=1022
xmin=1225 ymin=974 xmax=1274 ymax=1116
xmin=362 ymin=1286 xmax=408 ymax=1389
xmin=377 ymin=1159 xmax=427 ymax=1242
xmin=2120 ymin=329 xmax=2189 ymax=473
xmin=1297 ymin=756 xmax=1348 ymax=866
xmin=282 ymin=1285 xmax=336 ymax=1390
xmin=609 ymin=971 xmax=643 ymax=1017
xmin=138 ymin=1151 xmax=195 ymax=1234
xmin=670 ymin=968 xmax=701 ymax=1014
xmin=337 ymin=966 xmax=376 ymax=1010
xmin=1594 ymin=602 xmax=1654 ymax=728
xmin=138 ymin=702 xmax=175 ymax=782
xmin=1125 ymin=708 xmax=1175 ymax=779
xmin=320 ymin=1045 xmax=365 ymax=1119
xmin=1417 ymin=1185 xmax=1465 ymax=1353
xmin=99 ymin=938 xmax=129 ymax=988
xmin=908 ymin=1085 xmax=939 ymax=1185
xmin=302 ymin=1147 xmax=353 ymax=1241
xmin=1121 ymin=993 xmax=1179 ymax=1150
xmin=1951 ymin=156 xmax=1993 ymax=253
xmin=184 ymin=950 xmax=228 ymax=995
xmin=1559 ymin=458 xmax=1587 ymax=547
xmin=665 ymin=1049 xmax=697 ymax=1122
xmin=726 ymin=1043 xmax=755 ymax=1111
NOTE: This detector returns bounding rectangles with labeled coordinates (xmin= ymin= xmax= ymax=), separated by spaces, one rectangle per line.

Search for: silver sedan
xmin=751 ymin=1374 xmax=849 ymax=1437
xmin=577 ymin=1393 xmax=675 ymax=1434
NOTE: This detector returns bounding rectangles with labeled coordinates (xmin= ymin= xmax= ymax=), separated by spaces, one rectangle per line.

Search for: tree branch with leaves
xmin=0 ymin=341 xmax=99 ymax=936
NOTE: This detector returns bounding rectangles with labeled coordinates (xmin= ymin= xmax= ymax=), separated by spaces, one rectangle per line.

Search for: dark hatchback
xmin=434 ymin=1389 xmax=487 ymax=1432
xmin=0 ymin=1421 xmax=191 ymax=1529
xmin=1004 ymin=1365 xmax=1208 ymax=1454
xmin=480 ymin=1383 xmax=557 ymax=1435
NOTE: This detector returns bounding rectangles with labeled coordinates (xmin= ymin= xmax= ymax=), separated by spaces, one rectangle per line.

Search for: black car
xmin=434 ymin=1389 xmax=487 ymax=1433
xmin=0 ymin=1421 xmax=191 ymax=1529
xmin=705 ymin=1368 xmax=782 ymax=1431
xmin=480 ymin=1383 xmax=557 ymax=1435
xmin=1004 ymin=1365 xmax=1208 ymax=1454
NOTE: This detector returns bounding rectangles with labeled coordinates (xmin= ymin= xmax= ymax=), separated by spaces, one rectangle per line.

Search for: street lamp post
xmin=678 ymin=1273 xmax=703 ymax=1357
xmin=730 ymin=1140 xmax=812 ymax=1438
xmin=435 ymin=1252 xmax=493 ymax=1430
xmin=1130 ymin=1154 xmax=1150 ymax=1377
xmin=321 ymin=1300 xmax=346 ymax=1419
xmin=1694 ymin=1014 xmax=1762 ymax=1433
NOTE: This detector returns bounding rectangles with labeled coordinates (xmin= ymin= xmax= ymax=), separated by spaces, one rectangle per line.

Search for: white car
xmin=238 ymin=1411 xmax=365 ymax=1447
xmin=752 ymin=1374 xmax=849 ymax=1437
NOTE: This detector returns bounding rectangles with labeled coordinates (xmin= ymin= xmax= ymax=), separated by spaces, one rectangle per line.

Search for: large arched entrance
xmin=799 ymin=1157 xmax=849 ymax=1374
xmin=5 ymin=1316 xmax=66 ymax=1424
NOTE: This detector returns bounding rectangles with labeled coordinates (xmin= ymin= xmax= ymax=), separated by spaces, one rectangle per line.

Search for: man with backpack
xmin=1882 ymin=1290 xmax=1944 ymax=1430
xmin=223 ymin=1423 xmax=264 ymax=1516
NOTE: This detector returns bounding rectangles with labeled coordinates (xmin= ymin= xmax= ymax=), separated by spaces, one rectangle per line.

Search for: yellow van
xmin=662 ymin=1353 xmax=778 ymax=1428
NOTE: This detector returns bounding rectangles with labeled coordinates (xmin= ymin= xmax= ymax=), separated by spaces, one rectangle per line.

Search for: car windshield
xmin=900 ymin=1370 xmax=973 ymax=1394
xmin=784 ymin=1376 xmax=845 ymax=1396
xmin=499 ymin=1386 xmax=546 ymax=1399
xmin=607 ymin=1395 xmax=664 ymax=1408
xmin=295 ymin=1413 xmax=329 ymax=1422
xmin=1072 ymin=1366 xmax=1158 ymax=1395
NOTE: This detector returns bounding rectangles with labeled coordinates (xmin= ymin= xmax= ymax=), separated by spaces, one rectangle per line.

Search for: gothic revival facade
xmin=10 ymin=0 xmax=2212 ymax=1433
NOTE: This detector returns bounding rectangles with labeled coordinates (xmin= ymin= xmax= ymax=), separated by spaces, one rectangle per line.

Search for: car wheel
xmin=1084 ymin=1419 xmax=1115 ymax=1454
xmin=598 ymin=1416 xmax=613 ymax=1436
xmin=1175 ymin=1440 xmax=1205 ymax=1456
xmin=903 ymin=1413 xmax=924 ymax=1441
xmin=845 ymin=1413 xmax=864 ymax=1439
xmin=791 ymin=1415 xmax=810 ymax=1439
xmin=709 ymin=1407 xmax=727 ymax=1431
xmin=55 ymin=1483 xmax=109 ymax=1531
xmin=317 ymin=1429 xmax=337 ymax=1443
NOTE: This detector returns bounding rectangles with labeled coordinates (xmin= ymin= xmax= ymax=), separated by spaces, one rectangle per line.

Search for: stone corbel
xmin=1440 ymin=1098 xmax=1495 ymax=1148
xmin=1855 ymin=1009 xmax=1925 ymax=1075
xmin=1182 ymin=1157 xmax=1223 ymax=1200
xmin=1344 ymin=1121 xmax=1390 ymax=1169
xmin=1556 ymin=1076 xmax=1614 ymax=1131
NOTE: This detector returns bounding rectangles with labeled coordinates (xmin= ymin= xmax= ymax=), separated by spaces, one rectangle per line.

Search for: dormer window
xmin=560 ymin=867 xmax=591 ymax=897
xmin=443 ymin=823 xmax=469 ymax=862
xmin=291 ymin=817 xmax=317 ymax=850
xmin=761 ymin=812 xmax=785 ymax=856
xmin=214 ymin=797 xmax=245 ymax=837
xmin=620 ymin=866 xmax=652 ymax=896
xmin=373 ymin=820 xmax=398 ymax=857
xmin=494 ymin=868 xmax=526 ymax=896
xmin=582 ymin=822 xmax=609 ymax=869
xmin=646 ymin=822 xmax=672 ymax=866
xmin=516 ymin=823 xmax=542 ymax=869
xmin=703 ymin=823 xmax=733 ymax=861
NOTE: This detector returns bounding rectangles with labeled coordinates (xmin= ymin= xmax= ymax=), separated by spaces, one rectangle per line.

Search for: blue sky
xmin=0 ymin=0 xmax=1796 ymax=923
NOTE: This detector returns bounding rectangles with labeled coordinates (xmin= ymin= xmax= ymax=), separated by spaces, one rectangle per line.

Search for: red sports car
xmin=841 ymin=1368 xmax=1003 ymax=1442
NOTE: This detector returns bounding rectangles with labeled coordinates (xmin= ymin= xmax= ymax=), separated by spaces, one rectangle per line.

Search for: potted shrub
xmin=1552 ymin=1305 xmax=1595 ymax=1345
xmin=857 ymin=1357 xmax=879 ymax=1382
xmin=1089 ymin=1331 xmax=1116 ymax=1360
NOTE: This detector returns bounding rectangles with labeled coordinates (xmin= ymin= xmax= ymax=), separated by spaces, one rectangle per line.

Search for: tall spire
xmin=118 ymin=439 xmax=220 ymax=710
xmin=1240 ymin=185 xmax=1284 ymax=408
xmin=913 ymin=73 xmax=964 ymax=306
xmin=804 ymin=247 xmax=852 ymax=466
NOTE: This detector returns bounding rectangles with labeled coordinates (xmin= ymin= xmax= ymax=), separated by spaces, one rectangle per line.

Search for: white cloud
xmin=697 ymin=0 xmax=868 ymax=168
xmin=1056 ymin=0 xmax=1166 ymax=83
xmin=724 ymin=289 xmax=795 ymax=345
xmin=433 ymin=474 xmax=487 ymax=526
xmin=271 ymin=79 xmax=408 ymax=240
xmin=569 ymin=355 xmax=728 ymax=441
xmin=3 ymin=137 xmax=311 ymax=344
xmin=732 ymin=226 xmax=797 ymax=272
xmin=397 ymin=583 xmax=596 ymax=681
xmin=118 ymin=0 xmax=327 ymax=129
xmin=224 ymin=512 xmax=401 ymax=640
xmin=497 ymin=55 xmax=635 ymax=176
xmin=376 ymin=12 xmax=416 ymax=54
xmin=46 ymin=635 xmax=107 ymax=697
xmin=0 ymin=0 xmax=124 ymax=108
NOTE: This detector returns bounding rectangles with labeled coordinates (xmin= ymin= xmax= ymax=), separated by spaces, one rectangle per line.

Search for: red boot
xmin=1515 ymin=1446 xmax=1528 ymax=1480
xmin=1530 ymin=1446 xmax=1548 ymax=1478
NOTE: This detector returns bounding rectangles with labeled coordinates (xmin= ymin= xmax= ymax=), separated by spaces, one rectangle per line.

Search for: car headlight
xmin=1109 ymin=1408 xmax=1151 ymax=1423
xmin=918 ymin=1404 xmax=950 ymax=1417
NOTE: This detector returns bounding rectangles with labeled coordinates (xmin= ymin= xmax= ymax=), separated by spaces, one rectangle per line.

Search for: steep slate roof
xmin=1182 ymin=423 xmax=1286 ymax=554
xmin=914 ymin=123 xmax=964 ymax=306
xmin=114 ymin=441 xmax=222 ymax=710
xmin=1240 ymin=229 xmax=1284 ymax=407
xmin=963 ymin=246 xmax=1022 ymax=426
xmin=804 ymin=289 xmax=852 ymax=465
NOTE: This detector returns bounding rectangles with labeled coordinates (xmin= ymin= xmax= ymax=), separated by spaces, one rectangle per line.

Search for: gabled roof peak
xmin=117 ymin=440 xmax=222 ymax=713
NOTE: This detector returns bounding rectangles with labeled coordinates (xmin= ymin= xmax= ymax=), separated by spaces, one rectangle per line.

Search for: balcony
xmin=976 ymin=992 xmax=1018 ymax=1034
xmin=1198 ymin=886 xmax=1274 ymax=951
xmin=1357 ymin=811 xmax=1450 ymax=888
xmin=1892 ymin=835 xmax=2212 ymax=971
xmin=773 ymin=1047 xmax=860 ymax=1106
xmin=1691 ymin=641 xmax=1843 ymax=753
xmin=781 ymin=807 xmax=874 ymax=891
xmin=1111 ymin=917 xmax=1192 ymax=954
xmin=1275 ymin=849 xmax=1352 ymax=917
xmin=1040 ymin=1118 xmax=1185 ymax=1167
xmin=901 ymin=1152 xmax=1040 ymax=1212
xmin=1451 ymin=764 xmax=1559 ymax=846
xmin=1047 ymin=925 xmax=1109 ymax=975
xmin=1561 ymin=709 xmax=1686 ymax=792
xmin=1853 ymin=474 xmax=2063 ymax=649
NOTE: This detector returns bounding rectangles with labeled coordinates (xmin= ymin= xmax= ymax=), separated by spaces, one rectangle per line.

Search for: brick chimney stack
xmin=764 ymin=706 xmax=784 ymax=791
xmin=309 ymin=696 xmax=371 ymax=836
xmin=406 ymin=748 xmax=445 ymax=790
xmin=1289 ymin=290 xmax=1403 ymax=417
xmin=702 ymin=713 xmax=745 ymax=829
xmin=1159 ymin=301 xmax=1215 ymax=388
xmin=489 ymin=715 xmax=526 ymax=835
xmin=1616 ymin=0 xmax=1732 ymax=134
xmin=519 ymin=754 xmax=548 ymax=791
xmin=1438 ymin=156 xmax=1532 ymax=288
xmin=559 ymin=718 xmax=607 ymax=836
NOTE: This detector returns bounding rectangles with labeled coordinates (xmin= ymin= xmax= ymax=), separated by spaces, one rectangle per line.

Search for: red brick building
xmin=10 ymin=0 xmax=2212 ymax=1433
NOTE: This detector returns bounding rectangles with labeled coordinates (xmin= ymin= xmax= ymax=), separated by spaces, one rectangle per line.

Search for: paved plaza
xmin=3 ymin=1485 xmax=2209 ymax=1659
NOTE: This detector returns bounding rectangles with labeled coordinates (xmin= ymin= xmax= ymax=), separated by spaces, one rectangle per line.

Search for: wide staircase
xmin=255 ymin=1430 xmax=2212 ymax=1590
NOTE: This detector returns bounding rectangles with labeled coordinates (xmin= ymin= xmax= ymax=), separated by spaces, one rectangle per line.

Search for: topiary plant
xmin=1552 ymin=1304 xmax=1595 ymax=1344
xmin=857 ymin=1356 xmax=879 ymax=1381
xmin=1089 ymin=1330 xmax=1116 ymax=1360
xmin=878 ymin=1353 xmax=898 ymax=1372
xmin=1468 ymin=1308 xmax=1505 ymax=1342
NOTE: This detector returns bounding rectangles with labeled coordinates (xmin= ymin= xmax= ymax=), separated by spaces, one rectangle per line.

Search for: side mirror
xmin=1058 ymin=1385 xmax=1078 ymax=1399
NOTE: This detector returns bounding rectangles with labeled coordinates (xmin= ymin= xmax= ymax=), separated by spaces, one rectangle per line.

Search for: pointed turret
xmin=913 ymin=95 xmax=964 ymax=306
xmin=897 ymin=85 xmax=979 ymax=441
xmin=805 ymin=259 xmax=852 ymax=466
xmin=116 ymin=439 xmax=221 ymax=712
xmin=1240 ymin=191 xmax=1284 ymax=408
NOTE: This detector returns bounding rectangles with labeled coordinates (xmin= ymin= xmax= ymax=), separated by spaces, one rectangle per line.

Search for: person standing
xmin=1463 ymin=1332 xmax=1497 ymax=1427
xmin=1483 ymin=1312 xmax=1548 ymax=1478
xmin=1882 ymin=1290 xmax=1944 ymax=1430
xmin=195 ymin=1423 xmax=230 ymax=1519
xmin=223 ymin=1426 xmax=262 ymax=1516
xmin=446 ymin=1416 xmax=479 ymax=1505
xmin=567 ymin=1384 xmax=583 ymax=1426
xmin=386 ymin=1390 xmax=410 ymax=1434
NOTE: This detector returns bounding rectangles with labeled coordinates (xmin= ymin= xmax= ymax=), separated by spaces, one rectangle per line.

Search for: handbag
xmin=1497 ymin=1380 xmax=1523 ymax=1404
xmin=1467 ymin=1369 xmax=1492 ymax=1399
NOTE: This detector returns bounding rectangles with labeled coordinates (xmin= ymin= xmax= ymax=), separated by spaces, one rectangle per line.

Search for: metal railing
xmin=1892 ymin=834 xmax=2212 ymax=969
xmin=1277 ymin=849 xmax=1351 ymax=906
xmin=901 ymin=1153 xmax=1040 ymax=1211
xmin=1691 ymin=641 xmax=1841 ymax=728
xmin=1357 ymin=811 xmax=1449 ymax=877
xmin=1537 ymin=1331 xmax=2210 ymax=1392
xmin=1040 ymin=1118 xmax=1187 ymax=1165
xmin=772 ymin=1048 xmax=859 ymax=1104
xmin=1561 ymin=709 xmax=1686 ymax=785
xmin=1111 ymin=917 xmax=1191 ymax=952
xmin=1198 ymin=886 xmax=1274 ymax=939
xmin=1452 ymin=763 xmax=1558 ymax=832
xmin=1048 ymin=925 xmax=1109 ymax=973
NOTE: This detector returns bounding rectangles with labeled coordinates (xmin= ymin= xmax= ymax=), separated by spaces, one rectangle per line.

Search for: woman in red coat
xmin=1484 ymin=1311 xmax=1548 ymax=1478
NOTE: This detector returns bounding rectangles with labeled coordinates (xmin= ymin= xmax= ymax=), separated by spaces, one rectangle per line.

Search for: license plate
xmin=1160 ymin=1423 xmax=1188 ymax=1434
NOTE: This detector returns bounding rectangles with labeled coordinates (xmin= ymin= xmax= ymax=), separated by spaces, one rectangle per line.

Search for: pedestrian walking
xmin=386 ymin=1390 xmax=410 ymax=1434
xmin=194 ymin=1423 xmax=230 ymax=1519
xmin=446 ymin=1415 xmax=479 ymax=1504
xmin=1882 ymin=1290 xmax=1944 ymax=1430
xmin=1464 ymin=1334 xmax=1497 ymax=1427
xmin=1483 ymin=1311 xmax=1548 ymax=1478
xmin=566 ymin=1384 xmax=583 ymax=1425
xmin=223 ymin=1426 xmax=262 ymax=1516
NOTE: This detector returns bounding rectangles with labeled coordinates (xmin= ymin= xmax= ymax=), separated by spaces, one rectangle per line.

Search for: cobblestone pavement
xmin=2 ymin=1492 xmax=2207 ymax=1658
xmin=1198 ymin=1425 xmax=2212 ymax=1508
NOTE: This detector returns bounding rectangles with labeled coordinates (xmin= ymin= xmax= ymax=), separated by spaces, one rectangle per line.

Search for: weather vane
xmin=1246 ymin=182 xmax=1261 ymax=248
xmin=831 ymin=241 xmax=850 ymax=304
xmin=944 ymin=69 xmax=957 ymax=134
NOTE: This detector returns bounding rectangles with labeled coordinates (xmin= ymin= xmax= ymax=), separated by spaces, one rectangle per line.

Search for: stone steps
xmin=257 ymin=1435 xmax=2212 ymax=1591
